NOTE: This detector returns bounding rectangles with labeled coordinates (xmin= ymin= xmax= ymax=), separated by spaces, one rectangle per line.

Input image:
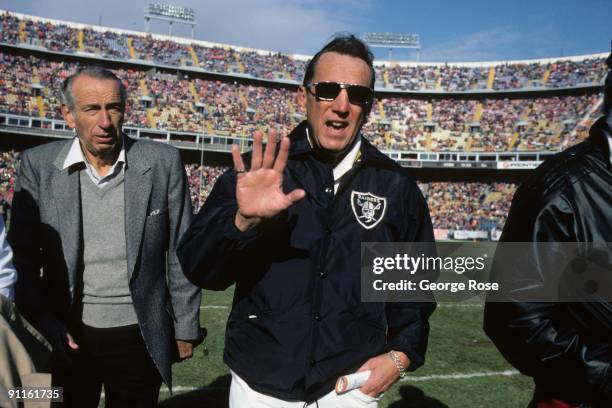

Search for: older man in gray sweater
xmin=9 ymin=66 xmax=201 ymax=407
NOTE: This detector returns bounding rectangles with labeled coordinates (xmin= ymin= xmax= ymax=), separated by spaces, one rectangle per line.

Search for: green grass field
xmin=160 ymin=287 xmax=534 ymax=408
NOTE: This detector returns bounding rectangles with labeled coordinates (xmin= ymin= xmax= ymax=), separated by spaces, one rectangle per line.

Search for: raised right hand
xmin=232 ymin=129 xmax=305 ymax=231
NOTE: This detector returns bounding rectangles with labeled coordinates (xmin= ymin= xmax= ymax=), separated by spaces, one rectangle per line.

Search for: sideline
xmin=199 ymin=303 xmax=486 ymax=310
xmin=141 ymin=370 xmax=522 ymax=394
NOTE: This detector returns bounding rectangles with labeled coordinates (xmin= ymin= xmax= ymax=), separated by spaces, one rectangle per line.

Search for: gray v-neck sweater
xmin=80 ymin=171 xmax=138 ymax=328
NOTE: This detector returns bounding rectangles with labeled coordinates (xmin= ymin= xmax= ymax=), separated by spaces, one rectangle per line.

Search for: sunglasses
xmin=305 ymin=81 xmax=373 ymax=106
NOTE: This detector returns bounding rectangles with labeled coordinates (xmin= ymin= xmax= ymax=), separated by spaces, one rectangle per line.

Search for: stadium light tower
xmin=361 ymin=32 xmax=421 ymax=61
xmin=145 ymin=3 xmax=196 ymax=38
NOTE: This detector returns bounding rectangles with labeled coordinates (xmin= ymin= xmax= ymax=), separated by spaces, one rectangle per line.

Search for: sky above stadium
xmin=2 ymin=0 xmax=611 ymax=62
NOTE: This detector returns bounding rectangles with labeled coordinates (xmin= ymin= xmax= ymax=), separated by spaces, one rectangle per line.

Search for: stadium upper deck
xmin=0 ymin=51 xmax=602 ymax=158
xmin=0 ymin=9 xmax=608 ymax=93
xmin=0 ymin=9 xmax=607 ymax=172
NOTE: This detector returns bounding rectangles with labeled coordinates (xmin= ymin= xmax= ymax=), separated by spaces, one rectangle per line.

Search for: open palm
xmin=232 ymin=130 xmax=305 ymax=230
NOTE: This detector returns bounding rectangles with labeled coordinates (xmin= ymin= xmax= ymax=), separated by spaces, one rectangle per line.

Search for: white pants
xmin=229 ymin=370 xmax=379 ymax=408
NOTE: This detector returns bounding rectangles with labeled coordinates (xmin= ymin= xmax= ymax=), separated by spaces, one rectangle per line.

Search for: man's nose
xmin=331 ymin=89 xmax=350 ymax=115
xmin=98 ymin=109 xmax=112 ymax=128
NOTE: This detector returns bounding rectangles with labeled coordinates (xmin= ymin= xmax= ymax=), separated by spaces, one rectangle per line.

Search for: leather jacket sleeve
xmin=484 ymin=176 xmax=612 ymax=406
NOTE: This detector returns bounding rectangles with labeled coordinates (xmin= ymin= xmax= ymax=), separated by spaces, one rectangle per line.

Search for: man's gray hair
xmin=61 ymin=66 xmax=127 ymax=110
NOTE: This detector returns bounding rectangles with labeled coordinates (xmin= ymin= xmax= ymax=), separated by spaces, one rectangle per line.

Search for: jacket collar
xmin=287 ymin=120 xmax=392 ymax=168
xmin=588 ymin=116 xmax=612 ymax=169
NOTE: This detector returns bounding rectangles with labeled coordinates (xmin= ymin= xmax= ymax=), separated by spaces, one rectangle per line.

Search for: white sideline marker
xmin=200 ymin=303 xmax=486 ymax=310
xmin=400 ymin=370 xmax=519 ymax=382
xmin=132 ymin=370 xmax=521 ymax=395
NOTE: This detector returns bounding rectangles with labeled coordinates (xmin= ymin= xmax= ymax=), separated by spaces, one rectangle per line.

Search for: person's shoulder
xmin=22 ymin=139 xmax=71 ymax=160
xmin=360 ymin=138 xmax=423 ymax=200
xmin=128 ymin=137 xmax=180 ymax=155
xmin=126 ymin=137 xmax=182 ymax=166
xmin=361 ymin=138 xmax=418 ymax=182
xmin=522 ymin=138 xmax=600 ymax=200
xmin=361 ymin=138 xmax=402 ymax=171
xmin=20 ymin=139 xmax=73 ymax=171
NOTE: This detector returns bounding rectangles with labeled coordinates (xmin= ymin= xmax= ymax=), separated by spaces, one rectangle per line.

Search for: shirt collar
xmin=62 ymin=136 xmax=126 ymax=170
xmin=333 ymin=138 xmax=361 ymax=182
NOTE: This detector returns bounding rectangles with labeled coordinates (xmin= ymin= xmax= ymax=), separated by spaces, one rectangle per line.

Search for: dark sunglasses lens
xmin=348 ymin=86 xmax=372 ymax=105
xmin=315 ymin=82 xmax=341 ymax=100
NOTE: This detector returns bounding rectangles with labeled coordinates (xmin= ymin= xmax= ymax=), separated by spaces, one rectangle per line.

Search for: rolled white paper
xmin=335 ymin=370 xmax=371 ymax=394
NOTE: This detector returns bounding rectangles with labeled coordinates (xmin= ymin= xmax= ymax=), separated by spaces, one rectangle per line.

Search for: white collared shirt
xmin=63 ymin=137 xmax=126 ymax=188
xmin=333 ymin=139 xmax=361 ymax=194
xmin=305 ymin=127 xmax=363 ymax=194
xmin=0 ymin=217 xmax=16 ymax=302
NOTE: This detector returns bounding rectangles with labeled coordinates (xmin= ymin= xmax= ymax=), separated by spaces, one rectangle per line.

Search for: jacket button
xmin=325 ymin=228 xmax=331 ymax=235
xmin=319 ymin=272 xmax=326 ymax=278
xmin=314 ymin=314 xmax=321 ymax=321
xmin=324 ymin=187 xmax=332 ymax=194
xmin=310 ymin=359 xmax=316 ymax=366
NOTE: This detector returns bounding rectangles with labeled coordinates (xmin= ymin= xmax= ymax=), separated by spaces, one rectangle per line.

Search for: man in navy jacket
xmin=178 ymin=34 xmax=435 ymax=407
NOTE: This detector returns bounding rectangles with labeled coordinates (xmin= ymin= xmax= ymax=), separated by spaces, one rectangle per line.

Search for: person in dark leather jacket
xmin=484 ymin=51 xmax=612 ymax=408
xmin=177 ymin=35 xmax=436 ymax=406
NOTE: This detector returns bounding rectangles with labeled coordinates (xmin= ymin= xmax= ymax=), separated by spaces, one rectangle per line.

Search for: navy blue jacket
xmin=178 ymin=121 xmax=436 ymax=401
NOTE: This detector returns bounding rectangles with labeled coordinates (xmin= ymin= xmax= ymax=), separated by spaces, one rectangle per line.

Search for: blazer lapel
xmin=51 ymin=141 xmax=82 ymax=295
xmin=124 ymin=138 xmax=152 ymax=281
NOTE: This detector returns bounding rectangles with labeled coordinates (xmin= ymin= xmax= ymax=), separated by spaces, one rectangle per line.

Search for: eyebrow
xmin=81 ymin=101 xmax=124 ymax=109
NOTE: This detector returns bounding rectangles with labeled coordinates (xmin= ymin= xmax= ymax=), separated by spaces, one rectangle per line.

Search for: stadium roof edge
xmin=0 ymin=9 xmax=312 ymax=61
xmin=375 ymin=53 xmax=610 ymax=67
xmin=1 ymin=9 xmax=607 ymax=66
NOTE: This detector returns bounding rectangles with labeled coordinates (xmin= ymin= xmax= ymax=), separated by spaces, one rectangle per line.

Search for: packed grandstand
xmin=0 ymin=10 xmax=608 ymax=241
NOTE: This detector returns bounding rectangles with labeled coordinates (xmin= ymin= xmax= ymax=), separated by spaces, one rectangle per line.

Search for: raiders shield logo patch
xmin=351 ymin=191 xmax=387 ymax=229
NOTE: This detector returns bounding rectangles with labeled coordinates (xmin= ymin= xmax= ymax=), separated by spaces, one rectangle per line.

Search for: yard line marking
xmin=437 ymin=303 xmax=484 ymax=308
xmin=109 ymin=370 xmax=521 ymax=397
xmin=159 ymin=385 xmax=229 ymax=393
xmin=199 ymin=304 xmax=484 ymax=310
xmin=400 ymin=370 xmax=519 ymax=382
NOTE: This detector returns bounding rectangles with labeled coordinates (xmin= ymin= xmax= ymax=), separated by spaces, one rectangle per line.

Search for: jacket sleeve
xmin=483 ymin=184 xmax=612 ymax=406
xmin=7 ymin=151 xmax=45 ymax=322
xmin=0 ymin=217 xmax=16 ymax=302
xmin=166 ymin=148 xmax=201 ymax=340
xmin=177 ymin=169 xmax=263 ymax=291
xmin=385 ymin=182 xmax=437 ymax=371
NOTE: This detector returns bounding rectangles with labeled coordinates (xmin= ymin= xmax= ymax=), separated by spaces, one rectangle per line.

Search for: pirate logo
xmin=351 ymin=191 xmax=387 ymax=229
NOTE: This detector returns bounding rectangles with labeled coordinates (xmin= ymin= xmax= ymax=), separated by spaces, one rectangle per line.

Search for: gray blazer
xmin=9 ymin=136 xmax=201 ymax=387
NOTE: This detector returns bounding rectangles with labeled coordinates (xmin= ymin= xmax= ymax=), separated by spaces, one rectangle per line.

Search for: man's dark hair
xmin=302 ymin=33 xmax=375 ymax=89
xmin=61 ymin=66 xmax=127 ymax=110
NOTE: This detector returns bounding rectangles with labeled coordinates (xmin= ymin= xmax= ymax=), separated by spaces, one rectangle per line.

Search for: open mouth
xmin=95 ymin=135 xmax=114 ymax=141
xmin=325 ymin=120 xmax=348 ymax=130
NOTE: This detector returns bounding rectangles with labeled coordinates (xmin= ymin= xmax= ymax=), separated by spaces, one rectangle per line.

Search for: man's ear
xmin=61 ymin=104 xmax=76 ymax=129
xmin=297 ymin=86 xmax=307 ymax=111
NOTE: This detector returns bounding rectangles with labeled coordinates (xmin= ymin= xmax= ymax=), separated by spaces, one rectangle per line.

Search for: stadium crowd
xmin=0 ymin=11 xmax=604 ymax=237
xmin=0 ymin=148 xmax=514 ymax=234
xmin=0 ymin=11 xmax=607 ymax=91
xmin=0 ymin=51 xmax=603 ymax=153
xmin=419 ymin=182 xmax=515 ymax=232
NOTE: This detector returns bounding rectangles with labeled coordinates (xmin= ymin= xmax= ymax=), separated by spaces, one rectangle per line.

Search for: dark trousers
xmin=58 ymin=324 xmax=162 ymax=408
